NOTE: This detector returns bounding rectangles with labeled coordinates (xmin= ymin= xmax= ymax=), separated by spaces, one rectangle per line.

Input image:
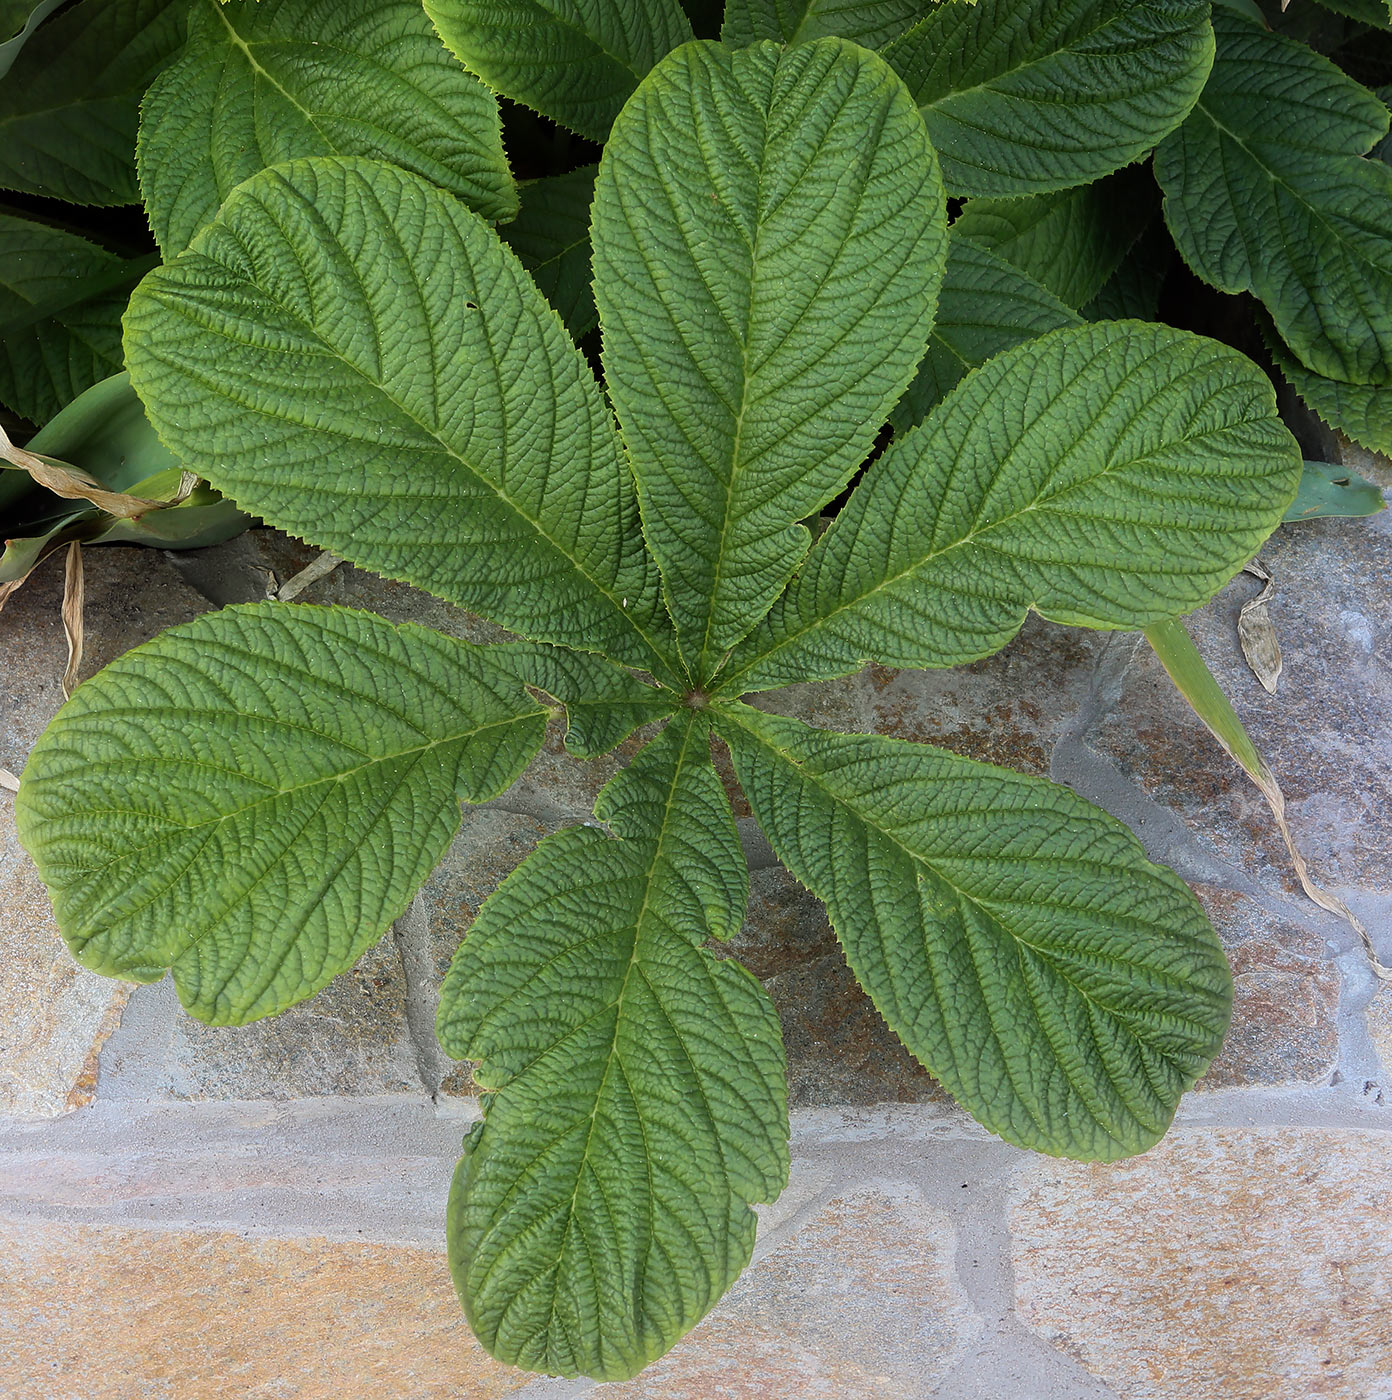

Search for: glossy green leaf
xmin=440 ymin=713 xmax=788 ymax=1379
xmin=952 ymin=163 xmax=1159 ymax=310
xmin=498 ymin=166 xmax=599 ymax=341
xmin=1156 ymin=11 xmax=1392 ymax=385
xmin=593 ymin=39 xmax=946 ymax=679
xmin=721 ymin=0 xmax=925 ymax=48
xmin=0 ymin=213 xmax=154 ymax=423
xmin=721 ymin=704 xmax=1231 ymax=1160
xmin=423 ymin=0 xmax=692 ymax=142
xmin=124 ymin=157 xmax=678 ymax=685
xmin=138 ymin=0 xmax=516 ymax=258
xmin=15 ymin=603 xmax=547 ymax=1024
xmin=0 ymin=0 xmax=187 ymax=204
xmin=1270 ymin=328 xmax=1392 ymax=455
xmin=883 ymin=0 xmax=1214 ymax=197
xmin=891 ymin=232 xmax=1080 ymax=433
xmin=722 ymin=322 xmax=1301 ymax=694
xmin=1283 ymin=460 xmax=1386 ymax=521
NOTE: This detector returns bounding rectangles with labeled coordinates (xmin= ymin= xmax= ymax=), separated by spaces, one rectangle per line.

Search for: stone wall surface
xmin=1 ymin=429 xmax=1389 ymax=1398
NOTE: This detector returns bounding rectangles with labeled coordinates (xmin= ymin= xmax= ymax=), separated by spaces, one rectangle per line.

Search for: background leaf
xmin=497 ymin=166 xmax=599 ymax=341
xmin=138 ymin=0 xmax=516 ymax=258
xmin=721 ymin=0 xmax=925 ymax=47
xmin=0 ymin=0 xmax=188 ymax=204
xmin=721 ymin=705 xmax=1231 ymax=1160
xmin=16 ymin=603 xmax=547 ymax=1024
xmin=883 ymin=0 xmax=1214 ymax=196
xmin=1269 ymin=327 xmax=1392 ymax=455
xmin=0 ymin=0 xmax=63 ymax=80
xmin=440 ymin=714 xmax=788 ymax=1380
xmin=1156 ymin=10 xmax=1392 ymax=385
xmin=593 ymin=38 xmax=946 ymax=679
xmin=124 ymin=157 xmax=677 ymax=684
xmin=423 ymin=0 xmax=692 ymax=142
xmin=724 ymin=322 xmax=1301 ymax=694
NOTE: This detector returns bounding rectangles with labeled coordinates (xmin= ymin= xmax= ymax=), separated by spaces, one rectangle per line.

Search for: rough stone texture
xmin=0 ymin=1218 xmax=528 ymax=1400
xmin=1010 ymin=1127 xmax=1392 ymax=1400
xmin=1190 ymin=885 xmax=1340 ymax=1090
xmin=1364 ymin=983 xmax=1392 ymax=1079
xmin=602 ymin=1186 xmax=982 ymax=1400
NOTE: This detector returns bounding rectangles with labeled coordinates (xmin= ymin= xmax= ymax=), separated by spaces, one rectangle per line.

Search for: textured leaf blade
xmin=424 ymin=0 xmax=692 ymax=142
xmin=721 ymin=705 xmax=1231 ymax=1160
xmin=1156 ymin=11 xmax=1392 ymax=385
xmin=0 ymin=0 xmax=187 ymax=204
xmin=721 ymin=0 xmax=925 ymax=48
xmin=0 ymin=213 xmax=149 ymax=422
xmin=891 ymin=231 xmax=1080 ymax=433
xmin=124 ymin=157 xmax=677 ymax=684
xmin=883 ymin=0 xmax=1214 ymax=197
xmin=440 ymin=714 xmax=788 ymax=1380
xmin=497 ymin=166 xmax=599 ymax=341
xmin=593 ymin=38 xmax=947 ymax=680
xmin=15 ymin=603 xmax=546 ymax=1024
xmin=1269 ymin=326 xmax=1392 ymax=456
xmin=724 ymin=322 xmax=1301 ymax=694
xmin=138 ymin=0 xmax=516 ymax=259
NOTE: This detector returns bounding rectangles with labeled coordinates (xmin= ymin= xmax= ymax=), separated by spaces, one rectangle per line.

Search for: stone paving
xmin=1 ymin=427 xmax=1389 ymax=1399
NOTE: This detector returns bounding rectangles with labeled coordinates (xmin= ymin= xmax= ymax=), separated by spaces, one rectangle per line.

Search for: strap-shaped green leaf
xmin=0 ymin=213 xmax=150 ymax=423
xmin=721 ymin=0 xmax=925 ymax=48
xmin=883 ymin=0 xmax=1214 ymax=197
xmin=1156 ymin=11 xmax=1392 ymax=386
xmin=722 ymin=321 xmax=1301 ymax=695
xmin=0 ymin=0 xmax=187 ymax=204
xmin=891 ymin=231 xmax=1080 ymax=433
xmin=124 ymin=157 xmax=678 ymax=685
xmin=14 ymin=604 xmax=547 ymax=1025
xmin=138 ymin=0 xmax=516 ymax=259
xmin=423 ymin=0 xmax=692 ymax=143
xmin=439 ymin=713 xmax=788 ymax=1380
xmin=497 ymin=166 xmax=599 ymax=342
xmin=720 ymin=705 xmax=1231 ymax=1160
xmin=593 ymin=39 xmax=946 ymax=681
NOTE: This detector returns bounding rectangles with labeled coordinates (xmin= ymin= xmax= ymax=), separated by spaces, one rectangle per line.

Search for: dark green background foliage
xmin=5 ymin=0 xmax=1385 ymax=1383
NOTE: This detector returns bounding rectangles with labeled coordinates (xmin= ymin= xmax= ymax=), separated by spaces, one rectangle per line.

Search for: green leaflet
xmin=1156 ymin=11 xmax=1392 ymax=386
xmin=124 ymin=157 xmax=679 ymax=686
xmin=0 ymin=0 xmax=187 ymax=205
xmin=883 ymin=0 xmax=1214 ymax=197
xmin=424 ymin=0 xmax=692 ymax=143
xmin=722 ymin=321 xmax=1301 ymax=695
xmin=15 ymin=604 xmax=546 ymax=1024
xmin=1269 ymin=327 xmax=1392 ymax=456
xmin=890 ymin=232 xmax=1080 ymax=433
xmin=720 ymin=705 xmax=1231 ymax=1159
xmin=138 ymin=0 xmax=516 ymax=259
xmin=439 ymin=713 xmax=788 ymax=1380
xmin=0 ymin=214 xmax=152 ymax=423
xmin=497 ymin=166 xmax=599 ymax=342
xmin=593 ymin=39 xmax=946 ymax=680
xmin=952 ymin=163 xmax=1159 ymax=311
xmin=721 ymin=0 xmax=926 ymax=48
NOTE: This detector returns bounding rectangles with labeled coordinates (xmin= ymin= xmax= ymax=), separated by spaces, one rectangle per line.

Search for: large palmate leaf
xmin=497 ymin=166 xmax=599 ymax=341
xmin=721 ymin=705 xmax=1231 ymax=1159
xmin=891 ymin=232 xmax=1080 ymax=433
xmin=138 ymin=0 xmax=516 ymax=259
xmin=424 ymin=0 xmax=692 ymax=142
xmin=124 ymin=157 xmax=678 ymax=685
xmin=593 ymin=39 xmax=946 ymax=680
xmin=882 ymin=0 xmax=1213 ymax=197
xmin=721 ymin=0 xmax=924 ymax=47
xmin=439 ymin=713 xmax=788 ymax=1380
xmin=721 ymin=322 xmax=1301 ymax=694
xmin=0 ymin=0 xmax=187 ymax=204
xmin=1156 ymin=11 xmax=1392 ymax=386
xmin=0 ymin=214 xmax=154 ymax=423
xmin=952 ymin=163 xmax=1159 ymax=310
xmin=15 ymin=604 xmax=547 ymax=1024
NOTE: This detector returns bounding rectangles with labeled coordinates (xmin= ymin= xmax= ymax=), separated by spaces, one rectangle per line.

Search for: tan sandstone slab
xmin=1010 ymin=1126 xmax=1392 ymax=1400
xmin=0 ymin=1218 xmax=528 ymax=1400
xmin=601 ymin=1186 xmax=982 ymax=1399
